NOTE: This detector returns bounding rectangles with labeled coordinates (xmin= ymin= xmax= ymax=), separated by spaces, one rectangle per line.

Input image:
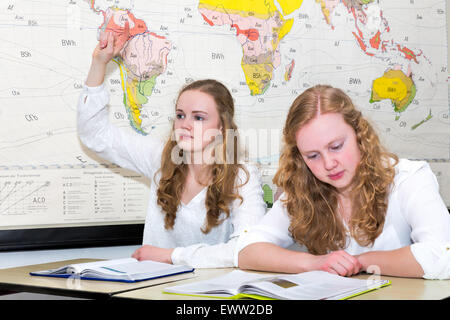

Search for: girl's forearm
xmin=85 ymin=60 xmax=107 ymax=87
xmin=238 ymin=242 xmax=313 ymax=273
xmin=356 ymin=246 xmax=424 ymax=278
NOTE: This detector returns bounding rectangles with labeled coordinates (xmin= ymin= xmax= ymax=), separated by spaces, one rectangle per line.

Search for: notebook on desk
xmin=30 ymin=257 xmax=194 ymax=283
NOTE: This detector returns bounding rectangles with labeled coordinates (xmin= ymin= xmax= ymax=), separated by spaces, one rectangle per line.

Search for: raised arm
xmin=86 ymin=22 xmax=130 ymax=87
xmin=78 ymin=22 xmax=163 ymax=176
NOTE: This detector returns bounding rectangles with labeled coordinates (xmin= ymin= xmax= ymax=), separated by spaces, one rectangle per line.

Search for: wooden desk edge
xmin=0 ymin=258 xmax=195 ymax=300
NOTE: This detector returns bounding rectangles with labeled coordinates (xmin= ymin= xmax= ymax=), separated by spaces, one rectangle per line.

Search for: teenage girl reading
xmin=238 ymin=85 xmax=450 ymax=279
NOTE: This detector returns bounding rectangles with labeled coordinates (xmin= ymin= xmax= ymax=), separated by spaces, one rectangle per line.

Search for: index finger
xmin=131 ymin=248 xmax=141 ymax=259
xmin=98 ymin=30 xmax=108 ymax=49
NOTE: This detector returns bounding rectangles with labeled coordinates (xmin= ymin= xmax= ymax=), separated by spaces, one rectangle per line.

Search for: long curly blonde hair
xmin=155 ymin=79 xmax=248 ymax=234
xmin=273 ymin=85 xmax=398 ymax=254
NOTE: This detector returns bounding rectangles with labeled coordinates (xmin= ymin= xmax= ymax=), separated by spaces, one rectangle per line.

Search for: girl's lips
xmin=328 ymin=170 xmax=344 ymax=180
xmin=179 ymin=134 xmax=193 ymax=140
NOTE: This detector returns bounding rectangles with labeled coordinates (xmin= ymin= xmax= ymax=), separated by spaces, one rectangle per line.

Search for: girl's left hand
xmin=310 ymin=250 xmax=362 ymax=277
xmin=132 ymin=245 xmax=174 ymax=264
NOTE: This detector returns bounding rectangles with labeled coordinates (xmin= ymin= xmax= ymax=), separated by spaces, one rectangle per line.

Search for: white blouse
xmin=77 ymin=84 xmax=266 ymax=268
xmin=236 ymin=159 xmax=450 ymax=279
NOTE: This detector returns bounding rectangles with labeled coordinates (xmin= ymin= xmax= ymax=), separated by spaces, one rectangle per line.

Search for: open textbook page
xmin=30 ymin=258 xmax=194 ymax=283
xmin=164 ymin=270 xmax=390 ymax=300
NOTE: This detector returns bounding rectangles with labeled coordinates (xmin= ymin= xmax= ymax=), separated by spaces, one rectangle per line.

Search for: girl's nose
xmin=180 ymin=117 xmax=193 ymax=130
xmin=323 ymin=153 xmax=337 ymax=171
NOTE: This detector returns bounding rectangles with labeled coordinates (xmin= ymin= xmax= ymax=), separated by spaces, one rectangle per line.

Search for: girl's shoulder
xmin=393 ymin=158 xmax=432 ymax=188
xmin=235 ymin=163 xmax=261 ymax=183
xmin=132 ymin=133 xmax=165 ymax=176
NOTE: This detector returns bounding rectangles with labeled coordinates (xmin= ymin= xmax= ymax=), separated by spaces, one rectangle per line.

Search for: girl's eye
xmin=306 ymin=153 xmax=318 ymax=160
xmin=176 ymin=113 xmax=184 ymax=120
xmin=330 ymin=143 xmax=343 ymax=151
xmin=194 ymin=115 xmax=205 ymax=121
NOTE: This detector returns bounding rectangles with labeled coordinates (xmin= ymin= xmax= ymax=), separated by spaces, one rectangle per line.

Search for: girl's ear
xmin=218 ymin=119 xmax=223 ymax=133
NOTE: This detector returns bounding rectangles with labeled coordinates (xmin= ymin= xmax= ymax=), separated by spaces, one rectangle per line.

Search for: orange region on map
xmin=396 ymin=45 xmax=419 ymax=64
xmin=231 ymin=24 xmax=259 ymax=41
xmin=317 ymin=0 xmax=395 ymax=57
xmin=350 ymin=7 xmax=364 ymax=39
xmin=381 ymin=41 xmax=388 ymax=52
xmin=352 ymin=32 xmax=374 ymax=56
xmin=370 ymin=31 xmax=381 ymax=49
xmin=101 ymin=9 xmax=150 ymax=134
xmin=352 ymin=32 xmax=367 ymax=51
xmin=201 ymin=13 xmax=214 ymax=26
xmin=284 ymin=59 xmax=295 ymax=81
xmin=100 ymin=9 xmax=147 ymax=38
xmin=90 ymin=0 xmax=147 ymax=36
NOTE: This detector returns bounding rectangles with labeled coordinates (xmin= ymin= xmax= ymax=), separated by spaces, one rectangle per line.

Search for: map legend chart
xmin=0 ymin=180 xmax=50 ymax=217
xmin=0 ymin=166 xmax=149 ymax=228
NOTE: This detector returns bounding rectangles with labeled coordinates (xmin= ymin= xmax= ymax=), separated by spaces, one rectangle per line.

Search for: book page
xmin=99 ymin=260 xmax=183 ymax=275
xmin=244 ymin=271 xmax=387 ymax=300
xmin=165 ymin=270 xmax=273 ymax=296
xmin=69 ymin=258 xmax=137 ymax=274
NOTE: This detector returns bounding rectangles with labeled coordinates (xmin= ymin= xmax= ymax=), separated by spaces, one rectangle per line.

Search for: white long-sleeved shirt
xmin=77 ymin=84 xmax=266 ymax=268
xmin=236 ymin=159 xmax=450 ymax=279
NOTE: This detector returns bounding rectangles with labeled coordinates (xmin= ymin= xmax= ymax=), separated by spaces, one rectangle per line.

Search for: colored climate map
xmin=199 ymin=0 xmax=303 ymax=95
xmin=90 ymin=3 xmax=172 ymax=134
xmin=0 ymin=0 xmax=449 ymax=209
xmin=315 ymin=0 xmax=425 ymax=122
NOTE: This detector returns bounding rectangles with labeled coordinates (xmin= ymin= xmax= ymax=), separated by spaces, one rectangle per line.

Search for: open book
xmin=30 ymin=258 xmax=194 ymax=283
xmin=164 ymin=270 xmax=390 ymax=300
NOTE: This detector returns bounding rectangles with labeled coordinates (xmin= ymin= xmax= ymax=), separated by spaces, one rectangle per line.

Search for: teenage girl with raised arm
xmin=78 ymin=24 xmax=266 ymax=268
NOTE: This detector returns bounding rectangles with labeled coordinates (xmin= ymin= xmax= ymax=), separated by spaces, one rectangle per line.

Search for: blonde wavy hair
xmin=155 ymin=79 xmax=248 ymax=234
xmin=273 ymin=85 xmax=398 ymax=254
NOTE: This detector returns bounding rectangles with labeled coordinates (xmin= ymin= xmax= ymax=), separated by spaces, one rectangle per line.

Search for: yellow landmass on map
xmin=371 ymin=69 xmax=416 ymax=113
xmin=200 ymin=0 xmax=302 ymax=17
xmin=199 ymin=0 xmax=278 ymax=18
xmin=315 ymin=0 xmax=331 ymax=24
xmin=277 ymin=0 xmax=303 ymax=16
xmin=373 ymin=77 xmax=407 ymax=101
xmin=199 ymin=0 xmax=302 ymax=95
xmin=242 ymin=63 xmax=273 ymax=95
xmin=114 ymin=59 xmax=145 ymax=133
xmin=277 ymin=18 xmax=293 ymax=45
xmin=125 ymin=79 xmax=143 ymax=128
xmin=198 ymin=0 xmax=286 ymax=19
